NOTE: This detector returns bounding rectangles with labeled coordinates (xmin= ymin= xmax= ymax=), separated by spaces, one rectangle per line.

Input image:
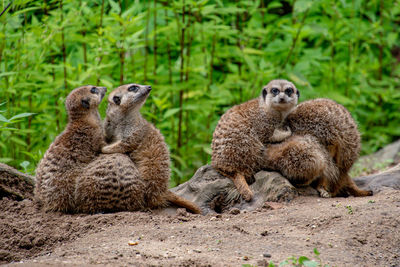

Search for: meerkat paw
xmin=270 ymin=127 xmax=292 ymax=143
xmin=241 ymin=189 xmax=254 ymax=202
xmin=231 ymin=173 xmax=254 ymax=202
xmin=101 ymin=145 xmax=117 ymax=154
xmin=317 ymin=187 xmax=331 ymax=198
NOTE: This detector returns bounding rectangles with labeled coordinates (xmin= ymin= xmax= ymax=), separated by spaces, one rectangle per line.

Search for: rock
xmin=353 ymin=164 xmax=400 ymax=193
xmin=263 ymin=252 xmax=271 ymax=258
xmin=171 ymin=165 xmax=297 ymax=215
xmin=0 ymin=163 xmax=35 ymax=201
xmin=171 ymin=163 xmax=400 ymax=214
xmin=260 ymin=230 xmax=268 ymax=236
xmin=229 ymin=208 xmax=240 ymax=215
xmin=354 ymin=139 xmax=400 ymax=174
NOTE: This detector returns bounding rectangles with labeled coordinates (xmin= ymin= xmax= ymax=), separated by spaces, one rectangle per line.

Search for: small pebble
xmin=229 ymin=208 xmax=240 ymax=215
xmin=260 ymin=230 xmax=268 ymax=236
xmin=128 ymin=241 xmax=139 ymax=246
xmin=263 ymin=252 xmax=271 ymax=258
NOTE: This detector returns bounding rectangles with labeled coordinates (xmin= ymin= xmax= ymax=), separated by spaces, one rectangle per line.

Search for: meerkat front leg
xmin=102 ymin=141 xmax=127 ymax=154
xmin=270 ymin=127 xmax=292 ymax=143
xmin=232 ymin=173 xmax=254 ymax=202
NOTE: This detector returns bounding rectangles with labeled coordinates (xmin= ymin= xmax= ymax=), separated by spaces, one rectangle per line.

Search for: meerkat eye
xmin=271 ymin=88 xmax=280 ymax=95
xmin=90 ymin=87 xmax=98 ymax=94
xmin=285 ymin=88 xmax=294 ymax=96
xmin=128 ymin=85 xmax=139 ymax=92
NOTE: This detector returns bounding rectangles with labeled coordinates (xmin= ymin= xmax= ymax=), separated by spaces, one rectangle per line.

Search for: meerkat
xmin=35 ymin=85 xmax=107 ymax=212
xmin=102 ymin=83 xmax=201 ymax=214
xmin=211 ymin=79 xmax=300 ymax=201
xmin=264 ymin=98 xmax=373 ymax=197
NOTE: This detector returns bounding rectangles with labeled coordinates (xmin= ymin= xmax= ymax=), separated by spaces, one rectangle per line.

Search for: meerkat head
xmin=65 ymin=85 xmax=107 ymax=118
xmin=261 ymin=79 xmax=299 ymax=112
xmin=107 ymin=83 xmax=152 ymax=111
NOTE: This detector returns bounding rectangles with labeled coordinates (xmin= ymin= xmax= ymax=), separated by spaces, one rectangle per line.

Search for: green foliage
xmin=1 ymin=0 xmax=399 ymax=184
xmin=275 ymin=248 xmax=329 ymax=267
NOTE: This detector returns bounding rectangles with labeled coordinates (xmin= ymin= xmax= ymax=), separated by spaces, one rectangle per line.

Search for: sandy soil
xmin=1 ymin=188 xmax=399 ymax=267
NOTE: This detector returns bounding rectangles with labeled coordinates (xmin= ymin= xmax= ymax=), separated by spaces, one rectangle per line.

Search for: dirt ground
xmin=1 ymin=187 xmax=399 ymax=267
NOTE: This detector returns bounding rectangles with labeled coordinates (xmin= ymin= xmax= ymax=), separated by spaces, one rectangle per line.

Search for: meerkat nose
xmin=113 ymin=95 xmax=121 ymax=105
xmin=146 ymin=85 xmax=152 ymax=91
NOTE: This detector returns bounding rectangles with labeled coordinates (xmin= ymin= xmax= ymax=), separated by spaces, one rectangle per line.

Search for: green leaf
xmin=303 ymin=260 xmax=319 ymax=267
xmin=0 ymin=158 xmax=13 ymax=163
xmin=9 ymin=113 xmax=36 ymax=121
xmin=293 ymin=0 xmax=313 ymax=14
xmin=0 ymin=114 xmax=9 ymax=123
xmin=163 ymin=108 xmax=180 ymax=119
xmin=20 ymin=161 xmax=30 ymax=171
xmin=298 ymin=256 xmax=311 ymax=264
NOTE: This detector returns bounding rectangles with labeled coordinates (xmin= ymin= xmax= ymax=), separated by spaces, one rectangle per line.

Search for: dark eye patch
xmin=262 ymin=88 xmax=268 ymax=100
xmin=90 ymin=87 xmax=98 ymax=94
xmin=128 ymin=85 xmax=139 ymax=92
xmin=271 ymin=87 xmax=280 ymax=95
xmin=81 ymin=98 xmax=90 ymax=109
xmin=285 ymin=87 xmax=294 ymax=96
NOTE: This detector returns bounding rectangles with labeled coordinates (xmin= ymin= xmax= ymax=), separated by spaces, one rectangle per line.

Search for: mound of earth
xmin=0 ymin=161 xmax=399 ymax=266
xmin=1 ymin=188 xmax=399 ymax=266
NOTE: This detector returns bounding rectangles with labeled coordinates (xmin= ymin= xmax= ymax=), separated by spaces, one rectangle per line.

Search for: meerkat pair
xmin=212 ymin=79 xmax=372 ymax=201
xmin=35 ymin=84 xmax=201 ymax=214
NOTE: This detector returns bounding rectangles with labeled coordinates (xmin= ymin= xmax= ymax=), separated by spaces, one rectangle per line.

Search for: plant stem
xmin=281 ymin=8 xmax=309 ymax=73
xmin=119 ymin=0 xmax=124 ymax=84
xmin=144 ymin=1 xmax=150 ymax=83
xmin=153 ymin=0 xmax=158 ymax=82
xmin=177 ymin=0 xmax=185 ymax=150
xmin=208 ymin=20 xmax=217 ymax=90
xmin=378 ymin=0 xmax=384 ymax=81
xmin=0 ymin=1 xmax=12 ymax=18
xmin=96 ymin=0 xmax=105 ymax=85
xmin=60 ymin=0 xmax=68 ymax=90
xmin=164 ymin=9 xmax=172 ymax=84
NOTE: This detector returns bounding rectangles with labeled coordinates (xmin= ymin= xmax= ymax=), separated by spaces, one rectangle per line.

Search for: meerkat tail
xmin=232 ymin=173 xmax=254 ymax=202
xmin=341 ymin=173 xmax=373 ymax=197
xmin=165 ymin=190 xmax=202 ymax=214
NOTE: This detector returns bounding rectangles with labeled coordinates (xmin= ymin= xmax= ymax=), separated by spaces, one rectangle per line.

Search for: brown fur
xmin=74 ymin=153 xmax=147 ymax=213
xmin=211 ymin=79 xmax=299 ymax=201
xmin=102 ymin=83 xmax=201 ymax=214
xmin=35 ymin=85 xmax=107 ymax=212
xmin=265 ymin=98 xmax=373 ymax=197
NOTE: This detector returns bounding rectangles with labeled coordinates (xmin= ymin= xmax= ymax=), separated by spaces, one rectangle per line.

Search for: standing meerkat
xmin=265 ymin=98 xmax=373 ymax=197
xmin=102 ymin=83 xmax=201 ymax=214
xmin=211 ymin=79 xmax=300 ymax=201
xmin=35 ymin=85 xmax=107 ymax=212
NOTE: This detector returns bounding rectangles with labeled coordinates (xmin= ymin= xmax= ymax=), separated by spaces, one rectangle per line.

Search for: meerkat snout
xmin=97 ymin=86 xmax=107 ymax=100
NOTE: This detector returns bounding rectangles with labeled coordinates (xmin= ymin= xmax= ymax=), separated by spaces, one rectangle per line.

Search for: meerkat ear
xmin=262 ymin=88 xmax=268 ymax=100
xmin=296 ymin=89 xmax=300 ymax=99
xmin=81 ymin=98 xmax=90 ymax=109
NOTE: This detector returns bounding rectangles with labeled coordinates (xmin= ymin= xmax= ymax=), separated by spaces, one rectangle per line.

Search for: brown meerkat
xmin=211 ymin=79 xmax=300 ymax=201
xmin=264 ymin=98 xmax=373 ymax=197
xmin=35 ymin=85 xmax=107 ymax=212
xmin=102 ymin=83 xmax=201 ymax=214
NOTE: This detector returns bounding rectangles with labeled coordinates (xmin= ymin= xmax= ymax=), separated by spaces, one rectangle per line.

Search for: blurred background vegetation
xmin=1 ymin=0 xmax=399 ymax=185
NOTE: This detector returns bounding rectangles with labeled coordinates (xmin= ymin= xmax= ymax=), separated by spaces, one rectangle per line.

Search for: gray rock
xmin=353 ymin=164 xmax=400 ymax=193
xmin=354 ymin=139 xmax=400 ymax=173
xmin=171 ymin=165 xmax=297 ymax=214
